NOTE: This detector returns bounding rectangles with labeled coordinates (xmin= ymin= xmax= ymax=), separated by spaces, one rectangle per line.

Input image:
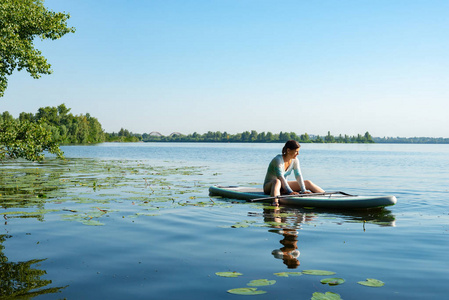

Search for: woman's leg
xmin=288 ymin=180 xmax=325 ymax=193
xmin=264 ymin=179 xmax=282 ymax=197
xmin=304 ymin=180 xmax=325 ymax=193
xmin=264 ymin=179 xmax=281 ymax=205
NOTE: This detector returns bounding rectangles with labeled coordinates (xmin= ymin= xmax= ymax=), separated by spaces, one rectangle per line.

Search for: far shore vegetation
xmin=1 ymin=104 xmax=448 ymax=161
xmin=111 ymin=130 xmax=449 ymax=144
xmin=111 ymin=129 xmax=377 ymax=144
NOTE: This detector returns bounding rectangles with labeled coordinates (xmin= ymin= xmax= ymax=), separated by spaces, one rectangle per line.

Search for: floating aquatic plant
xmin=320 ymin=278 xmax=345 ymax=286
xmin=357 ymin=278 xmax=385 ymax=287
xmin=81 ymin=220 xmax=104 ymax=226
xmin=215 ymin=272 xmax=243 ymax=278
xmin=227 ymin=288 xmax=267 ymax=295
xmin=302 ymin=270 xmax=336 ymax=276
xmin=311 ymin=291 xmax=342 ymax=300
xmin=134 ymin=212 xmax=159 ymax=217
xmin=231 ymin=220 xmax=256 ymax=228
xmin=0 ymin=209 xmax=58 ymax=217
xmin=274 ymin=272 xmax=303 ymax=277
xmin=247 ymin=279 xmax=276 ymax=286
xmin=0 ymin=158 xmax=210 ymax=225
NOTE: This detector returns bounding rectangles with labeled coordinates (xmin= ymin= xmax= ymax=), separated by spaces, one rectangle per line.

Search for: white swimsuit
xmin=264 ymin=154 xmax=306 ymax=194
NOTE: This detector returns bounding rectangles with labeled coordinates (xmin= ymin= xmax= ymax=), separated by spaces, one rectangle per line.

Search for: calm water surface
xmin=1 ymin=143 xmax=448 ymax=299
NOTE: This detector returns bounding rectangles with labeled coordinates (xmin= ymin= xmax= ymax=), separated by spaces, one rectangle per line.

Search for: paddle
xmin=249 ymin=191 xmax=355 ymax=202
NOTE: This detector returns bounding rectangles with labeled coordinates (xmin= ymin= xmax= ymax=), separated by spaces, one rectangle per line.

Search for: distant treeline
xmin=2 ymin=104 xmax=448 ymax=145
xmin=113 ymin=130 xmax=375 ymax=143
xmin=373 ymin=136 xmax=449 ymax=144
xmin=111 ymin=130 xmax=449 ymax=144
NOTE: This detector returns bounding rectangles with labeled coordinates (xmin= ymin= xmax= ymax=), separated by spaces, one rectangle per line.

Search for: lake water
xmin=1 ymin=143 xmax=448 ymax=299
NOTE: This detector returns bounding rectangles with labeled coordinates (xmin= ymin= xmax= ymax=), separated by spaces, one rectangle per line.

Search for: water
xmin=1 ymin=143 xmax=448 ymax=299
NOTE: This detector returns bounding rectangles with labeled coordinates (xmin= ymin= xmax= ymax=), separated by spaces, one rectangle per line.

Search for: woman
xmin=263 ymin=140 xmax=324 ymax=206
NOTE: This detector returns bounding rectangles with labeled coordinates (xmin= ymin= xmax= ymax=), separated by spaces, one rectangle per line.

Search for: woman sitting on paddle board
xmin=263 ymin=140 xmax=324 ymax=206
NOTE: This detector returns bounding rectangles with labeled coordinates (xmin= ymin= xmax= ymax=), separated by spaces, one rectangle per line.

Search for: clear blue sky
xmin=2 ymin=0 xmax=448 ymax=137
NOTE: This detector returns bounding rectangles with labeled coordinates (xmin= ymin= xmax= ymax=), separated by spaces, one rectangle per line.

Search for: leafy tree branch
xmin=0 ymin=0 xmax=75 ymax=96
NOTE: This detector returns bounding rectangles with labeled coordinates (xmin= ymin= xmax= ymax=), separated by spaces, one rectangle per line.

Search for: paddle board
xmin=209 ymin=186 xmax=397 ymax=209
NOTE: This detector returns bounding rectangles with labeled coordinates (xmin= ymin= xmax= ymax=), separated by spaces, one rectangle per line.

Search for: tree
xmin=36 ymin=106 xmax=59 ymax=124
xmin=19 ymin=112 xmax=35 ymax=123
xmin=279 ymin=131 xmax=291 ymax=142
xmin=87 ymin=114 xmax=105 ymax=143
xmin=257 ymin=131 xmax=266 ymax=142
xmin=314 ymin=135 xmax=324 ymax=143
xmin=241 ymin=131 xmax=250 ymax=141
xmin=0 ymin=111 xmax=14 ymax=123
xmin=265 ymin=131 xmax=274 ymax=142
xmin=0 ymin=0 xmax=75 ymax=97
xmin=0 ymin=119 xmax=64 ymax=161
xmin=76 ymin=116 xmax=89 ymax=144
xmin=249 ymin=130 xmax=258 ymax=142
xmin=300 ymin=133 xmax=310 ymax=143
xmin=325 ymin=131 xmax=335 ymax=143
xmin=364 ymin=131 xmax=374 ymax=143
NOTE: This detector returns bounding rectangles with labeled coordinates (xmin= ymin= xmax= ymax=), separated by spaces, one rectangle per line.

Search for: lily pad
xmin=247 ymin=279 xmax=276 ymax=286
xmin=215 ymin=272 xmax=243 ymax=278
xmin=231 ymin=220 xmax=256 ymax=228
xmin=231 ymin=223 xmax=250 ymax=228
xmin=311 ymin=291 xmax=342 ymax=300
xmin=357 ymin=278 xmax=385 ymax=287
xmin=227 ymin=288 xmax=267 ymax=295
xmin=81 ymin=220 xmax=104 ymax=226
xmin=274 ymin=272 xmax=303 ymax=277
xmin=320 ymin=278 xmax=345 ymax=286
xmin=135 ymin=212 xmax=159 ymax=217
xmin=302 ymin=270 xmax=336 ymax=276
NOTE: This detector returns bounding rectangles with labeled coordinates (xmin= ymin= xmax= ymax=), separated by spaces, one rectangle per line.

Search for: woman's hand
xmin=289 ymin=192 xmax=300 ymax=195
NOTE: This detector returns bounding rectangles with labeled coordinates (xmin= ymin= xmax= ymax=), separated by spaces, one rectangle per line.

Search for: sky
xmin=1 ymin=0 xmax=448 ymax=137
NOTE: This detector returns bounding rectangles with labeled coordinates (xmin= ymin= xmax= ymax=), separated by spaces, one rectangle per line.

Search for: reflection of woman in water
xmin=272 ymin=227 xmax=301 ymax=269
xmin=263 ymin=140 xmax=324 ymax=206
xmin=265 ymin=207 xmax=317 ymax=269
xmin=264 ymin=207 xmax=304 ymax=269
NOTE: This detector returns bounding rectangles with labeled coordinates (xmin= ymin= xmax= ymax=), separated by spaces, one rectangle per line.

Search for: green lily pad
xmin=231 ymin=223 xmax=250 ymax=228
xmin=215 ymin=272 xmax=243 ymax=278
xmin=302 ymin=270 xmax=336 ymax=276
xmin=227 ymin=288 xmax=267 ymax=295
xmin=320 ymin=278 xmax=345 ymax=286
xmin=135 ymin=212 xmax=159 ymax=217
xmin=247 ymin=279 xmax=276 ymax=286
xmin=81 ymin=220 xmax=104 ymax=226
xmin=274 ymin=272 xmax=303 ymax=277
xmin=0 ymin=209 xmax=58 ymax=216
xmin=357 ymin=278 xmax=385 ymax=287
xmin=231 ymin=220 xmax=256 ymax=228
xmin=311 ymin=291 xmax=342 ymax=300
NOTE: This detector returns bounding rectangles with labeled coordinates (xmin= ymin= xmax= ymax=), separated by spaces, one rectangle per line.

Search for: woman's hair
xmin=282 ymin=140 xmax=300 ymax=155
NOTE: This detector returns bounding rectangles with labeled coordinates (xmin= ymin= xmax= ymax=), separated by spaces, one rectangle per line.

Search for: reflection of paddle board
xmin=209 ymin=186 xmax=397 ymax=209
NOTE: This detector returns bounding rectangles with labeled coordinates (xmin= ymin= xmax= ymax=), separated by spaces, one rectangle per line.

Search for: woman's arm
xmin=292 ymin=158 xmax=306 ymax=193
